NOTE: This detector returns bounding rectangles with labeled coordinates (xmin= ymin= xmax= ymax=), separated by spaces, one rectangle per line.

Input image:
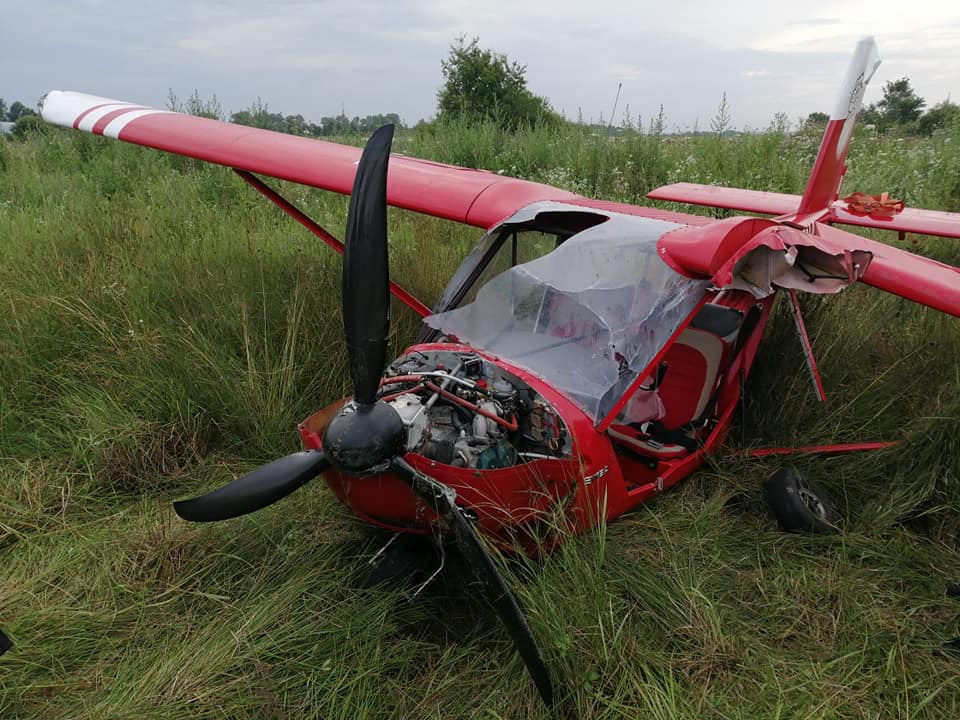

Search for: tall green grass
xmin=1 ymin=119 xmax=958 ymax=718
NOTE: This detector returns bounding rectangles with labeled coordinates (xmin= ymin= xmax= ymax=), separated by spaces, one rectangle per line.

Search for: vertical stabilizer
xmin=796 ymin=38 xmax=881 ymax=216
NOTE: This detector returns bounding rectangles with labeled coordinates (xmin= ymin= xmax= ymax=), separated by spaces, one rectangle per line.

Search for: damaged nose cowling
xmin=322 ymin=400 xmax=406 ymax=473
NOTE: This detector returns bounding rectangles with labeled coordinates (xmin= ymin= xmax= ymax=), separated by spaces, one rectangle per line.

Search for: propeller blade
xmin=391 ymin=457 xmax=555 ymax=708
xmin=174 ymin=450 xmax=330 ymax=522
xmin=343 ymin=124 xmax=395 ymax=405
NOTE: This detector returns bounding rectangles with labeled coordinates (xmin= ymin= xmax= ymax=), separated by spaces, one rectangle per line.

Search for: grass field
xmin=1 ymin=117 xmax=959 ymax=719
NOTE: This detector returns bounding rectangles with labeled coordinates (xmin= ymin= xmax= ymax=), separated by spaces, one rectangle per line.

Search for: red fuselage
xmin=300 ymin=290 xmax=774 ymax=553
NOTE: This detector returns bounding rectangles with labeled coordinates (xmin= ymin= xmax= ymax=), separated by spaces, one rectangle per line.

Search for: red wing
xmin=796 ymin=224 xmax=959 ymax=316
xmin=850 ymin=233 xmax=960 ymax=316
xmin=42 ymin=91 xmax=715 ymax=230
xmin=646 ymin=182 xmax=801 ymax=216
xmin=829 ymin=203 xmax=960 ymax=239
xmin=41 ymin=91 xmax=580 ymax=229
xmin=648 ymin=182 xmax=960 ymax=241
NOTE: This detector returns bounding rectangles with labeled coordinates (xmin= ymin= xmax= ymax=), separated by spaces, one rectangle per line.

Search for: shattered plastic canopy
xmin=426 ymin=206 xmax=709 ymax=420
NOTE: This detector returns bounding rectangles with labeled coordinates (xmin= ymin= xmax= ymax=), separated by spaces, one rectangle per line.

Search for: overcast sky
xmin=4 ymin=1 xmax=959 ymax=129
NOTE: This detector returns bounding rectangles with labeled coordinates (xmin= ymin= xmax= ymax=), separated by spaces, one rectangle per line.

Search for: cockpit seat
xmin=657 ymin=327 xmax=726 ymax=430
xmin=689 ymin=302 xmax=743 ymax=340
xmin=607 ymin=425 xmax=690 ymax=459
xmin=609 ymin=303 xmax=743 ymax=459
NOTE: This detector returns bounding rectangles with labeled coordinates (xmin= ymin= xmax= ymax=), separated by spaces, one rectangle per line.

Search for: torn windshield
xmin=425 ymin=207 xmax=708 ymax=419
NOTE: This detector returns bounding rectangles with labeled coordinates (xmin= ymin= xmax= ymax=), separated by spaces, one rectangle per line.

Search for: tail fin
xmin=796 ymin=37 xmax=881 ymax=216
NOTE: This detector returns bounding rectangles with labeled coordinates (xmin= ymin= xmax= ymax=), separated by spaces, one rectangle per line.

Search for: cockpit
xmin=422 ymin=202 xmax=709 ymax=420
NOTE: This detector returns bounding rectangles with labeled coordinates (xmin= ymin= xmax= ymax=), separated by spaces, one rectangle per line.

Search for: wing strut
xmin=234 ymin=169 xmax=431 ymax=318
xmin=739 ymin=441 xmax=898 ymax=457
xmin=787 ymin=290 xmax=827 ymax=403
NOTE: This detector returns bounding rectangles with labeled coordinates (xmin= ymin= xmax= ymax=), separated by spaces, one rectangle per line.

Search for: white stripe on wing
xmin=102 ymin=109 xmax=174 ymax=138
xmin=77 ymin=104 xmax=139 ymax=132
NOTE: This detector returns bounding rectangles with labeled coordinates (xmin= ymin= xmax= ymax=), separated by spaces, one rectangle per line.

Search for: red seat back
xmin=658 ymin=328 xmax=726 ymax=429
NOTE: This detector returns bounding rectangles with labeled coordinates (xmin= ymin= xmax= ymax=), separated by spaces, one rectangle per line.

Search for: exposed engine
xmin=379 ymin=350 xmax=570 ymax=470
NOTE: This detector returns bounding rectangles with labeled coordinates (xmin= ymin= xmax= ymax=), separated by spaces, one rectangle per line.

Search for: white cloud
xmin=4 ymin=0 xmax=959 ymax=127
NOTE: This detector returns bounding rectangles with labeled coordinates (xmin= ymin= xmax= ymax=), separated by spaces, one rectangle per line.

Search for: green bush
xmin=11 ymin=113 xmax=48 ymax=140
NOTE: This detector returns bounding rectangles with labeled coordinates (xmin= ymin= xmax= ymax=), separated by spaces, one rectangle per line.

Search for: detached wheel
xmin=765 ymin=467 xmax=840 ymax=534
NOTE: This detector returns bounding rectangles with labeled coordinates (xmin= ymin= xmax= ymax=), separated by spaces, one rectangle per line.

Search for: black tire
xmin=765 ymin=467 xmax=840 ymax=534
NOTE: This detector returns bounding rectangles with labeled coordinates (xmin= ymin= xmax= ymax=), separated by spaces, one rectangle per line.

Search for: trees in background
xmin=436 ymin=36 xmax=559 ymax=129
xmin=917 ymin=100 xmax=960 ymax=136
xmin=165 ymin=90 xmax=223 ymax=120
xmin=164 ymin=90 xmax=405 ymax=137
xmin=868 ymin=77 xmax=926 ymax=127
xmin=844 ymin=77 xmax=960 ymax=136
xmin=7 ymin=50 xmax=957 ymax=140
xmin=859 ymin=77 xmax=957 ymax=135
xmin=227 ymin=97 xmax=404 ymax=136
xmin=0 ymin=98 xmax=43 ymax=139
xmin=862 ymin=78 xmax=923 ymax=132
xmin=8 ymin=101 xmax=37 ymax=121
xmin=803 ymin=111 xmax=829 ymax=129
xmin=0 ymin=99 xmax=38 ymax=123
xmin=316 ymin=113 xmax=402 ymax=136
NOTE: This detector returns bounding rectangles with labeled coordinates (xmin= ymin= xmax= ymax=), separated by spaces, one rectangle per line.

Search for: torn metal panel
xmin=719 ymin=225 xmax=873 ymax=297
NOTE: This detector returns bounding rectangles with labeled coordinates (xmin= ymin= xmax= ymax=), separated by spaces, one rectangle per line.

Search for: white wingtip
xmin=40 ymin=90 xmax=140 ymax=129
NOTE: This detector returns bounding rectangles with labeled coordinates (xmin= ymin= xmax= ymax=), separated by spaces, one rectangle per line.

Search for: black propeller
xmin=390 ymin=457 xmax=555 ymax=707
xmin=170 ymin=126 xmax=401 ymax=523
xmin=321 ymin=124 xmax=407 ymax=473
xmin=173 ymin=451 xmax=330 ymax=522
xmin=174 ymin=124 xmax=555 ymax=708
xmin=343 ymin=123 xmax=393 ymax=406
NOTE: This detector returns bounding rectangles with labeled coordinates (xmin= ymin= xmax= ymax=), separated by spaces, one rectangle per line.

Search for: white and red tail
xmin=646 ymin=37 xmax=960 ymax=240
xmin=649 ymin=37 xmax=883 ymax=221
xmin=795 ymin=37 xmax=881 ymax=216
xmin=646 ymin=36 xmax=959 ymax=317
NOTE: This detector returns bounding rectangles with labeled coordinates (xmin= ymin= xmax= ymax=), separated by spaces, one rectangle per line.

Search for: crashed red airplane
xmin=40 ymin=37 xmax=960 ymax=709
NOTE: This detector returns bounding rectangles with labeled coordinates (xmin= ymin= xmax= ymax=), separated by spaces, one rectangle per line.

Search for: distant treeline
xmin=0 ymin=91 xmax=407 ymax=139
xmin=807 ymin=77 xmax=960 ymax=137
xmin=166 ymin=90 xmax=406 ymax=137
xmin=0 ymin=98 xmax=38 ymax=123
xmin=159 ymin=73 xmax=960 ymax=140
